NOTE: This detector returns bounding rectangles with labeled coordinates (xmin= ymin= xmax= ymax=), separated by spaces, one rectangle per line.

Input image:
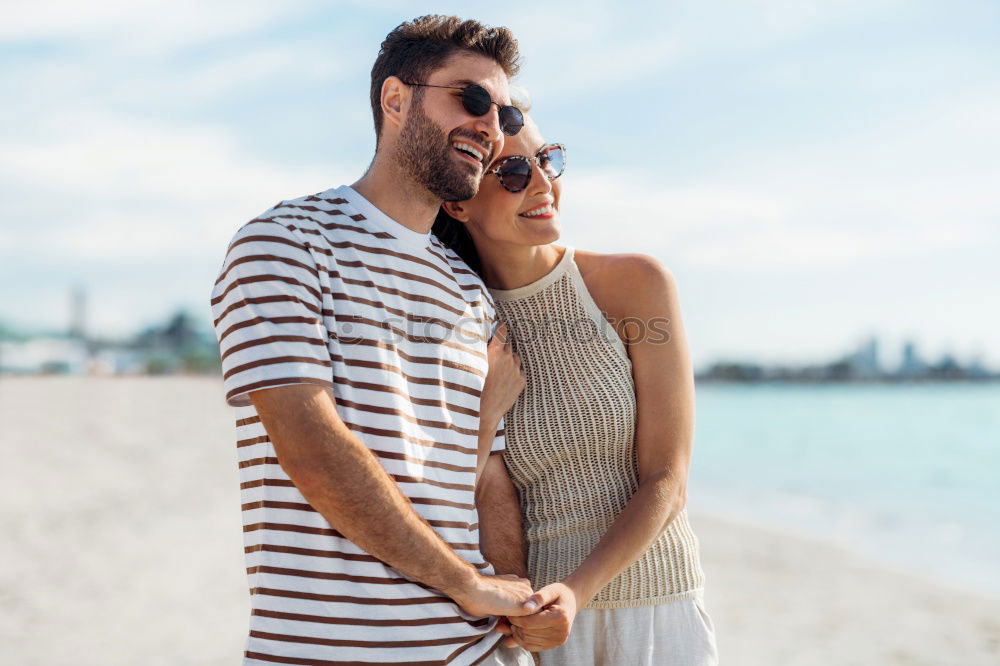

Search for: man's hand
xmin=449 ymin=573 xmax=536 ymax=619
xmin=496 ymin=581 xmax=579 ymax=652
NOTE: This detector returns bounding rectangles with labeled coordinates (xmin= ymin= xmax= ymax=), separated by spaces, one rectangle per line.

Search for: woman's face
xmin=445 ymin=117 xmax=562 ymax=248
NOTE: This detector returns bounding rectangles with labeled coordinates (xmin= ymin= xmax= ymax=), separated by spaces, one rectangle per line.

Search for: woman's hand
xmin=497 ymin=580 xmax=582 ymax=652
xmin=479 ymin=322 xmax=526 ymax=432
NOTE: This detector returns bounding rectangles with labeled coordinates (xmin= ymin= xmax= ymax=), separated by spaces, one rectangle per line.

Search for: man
xmin=210 ymin=15 xmax=541 ymax=665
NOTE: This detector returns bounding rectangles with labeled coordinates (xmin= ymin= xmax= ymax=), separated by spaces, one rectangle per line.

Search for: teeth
xmin=522 ymin=204 xmax=554 ymax=217
xmin=452 ymin=141 xmax=484 ymax=163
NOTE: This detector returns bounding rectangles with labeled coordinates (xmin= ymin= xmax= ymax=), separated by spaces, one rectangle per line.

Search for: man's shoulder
xmin=430 ymin=237 xmax=493 ymax=298
xmin=429 ymin=237 xmax=482 ymax=281
xmin=275 ymin=187 xmax=359 ymax=219
xmin=247 ymin=187 xmax=345 ymax=228
xmin=232 ymin=186 xmax=385 ymax=244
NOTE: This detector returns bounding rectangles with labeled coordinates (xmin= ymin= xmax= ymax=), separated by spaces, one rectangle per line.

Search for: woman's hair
xmin=433 ymin=206 xmax=483 ymax=274
xmin=370 ymin=15 xmax=521 ymax=147
xmin=432 ymin=88 xmax=532 ymax=275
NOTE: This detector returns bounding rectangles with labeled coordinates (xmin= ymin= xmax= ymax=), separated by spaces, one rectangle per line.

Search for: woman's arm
xmin=505 ymin=255 xmax=694 ymax=652
xmin=476 ymin=320 xmax=529 ymax=574
xmin=564 ymin=255 xmax=694 ymax=601
xmin=477 ymin=322 xmax=525 ymax=482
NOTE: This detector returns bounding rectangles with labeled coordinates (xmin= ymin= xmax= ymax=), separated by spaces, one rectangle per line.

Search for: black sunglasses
xmin=400 ymin=81 xmax=524 ymax=136
xmin=488 ymin=143 xmax=567 ymax=193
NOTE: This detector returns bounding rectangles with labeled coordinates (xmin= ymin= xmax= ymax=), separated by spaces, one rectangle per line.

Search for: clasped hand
xmin=495 ymin=581 xmax=579 ymax=653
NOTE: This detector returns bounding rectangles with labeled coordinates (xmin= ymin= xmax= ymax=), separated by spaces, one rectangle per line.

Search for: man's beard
xmin=397 ymin=99 xmax=482 ymax=202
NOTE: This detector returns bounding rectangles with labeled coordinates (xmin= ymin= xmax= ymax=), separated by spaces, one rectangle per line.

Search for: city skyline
xmin=0 ymin=289 xmax=994 ymax=380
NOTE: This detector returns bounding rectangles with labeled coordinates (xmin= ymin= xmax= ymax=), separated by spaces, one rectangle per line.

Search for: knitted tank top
xmin=490 ymin=247 xmax=705 ymax=609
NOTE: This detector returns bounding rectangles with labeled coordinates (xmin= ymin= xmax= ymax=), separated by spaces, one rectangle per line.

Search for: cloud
xmin=0 ymin=109 xmax=356 ymax=337
xmin=560 ymin=88 xmax=1000 ymax=273
xmin=507 ymin=0 xmax=904 ymax=96
xmin=1 ymin=0 xmax=321 ymax=54
xmin=0 ymin=110 xmax=350 ymax=262
xmin=0 ymin=2 xmax=365 ymax=336
xmin=560 ymin=167 xmax=994 ymax=274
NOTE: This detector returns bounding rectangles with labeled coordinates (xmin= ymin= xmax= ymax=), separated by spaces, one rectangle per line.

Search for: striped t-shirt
xmin=210 ymin=185 xmax=507 ymax=665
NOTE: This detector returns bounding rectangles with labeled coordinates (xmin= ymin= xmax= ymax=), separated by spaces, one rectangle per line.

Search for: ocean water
xmin=687 ymin=383 xmax=1000 ymax=596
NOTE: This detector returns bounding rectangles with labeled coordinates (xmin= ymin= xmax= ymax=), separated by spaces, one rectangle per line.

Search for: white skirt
xmin=538 ymin=591 xmax=718 ymax=666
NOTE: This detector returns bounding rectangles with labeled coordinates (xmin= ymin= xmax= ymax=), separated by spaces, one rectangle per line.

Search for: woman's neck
xmin=478 ymin=243 xmax=565 ymax=291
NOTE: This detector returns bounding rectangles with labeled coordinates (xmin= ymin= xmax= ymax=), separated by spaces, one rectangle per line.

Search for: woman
xmin=433 ymin=114 xmax=719 ymax=665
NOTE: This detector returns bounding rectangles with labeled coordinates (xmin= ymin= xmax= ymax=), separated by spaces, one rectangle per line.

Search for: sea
xmin=687 ymin=383 xmax=1000 ymax=597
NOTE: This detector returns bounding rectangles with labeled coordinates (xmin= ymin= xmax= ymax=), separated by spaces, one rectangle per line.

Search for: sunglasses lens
xmin=540 ymin=145 xmax=565 ymax=178
xmin=498 ymin=159 xmax=532 ymax=192
xmin=461 ymin=85 xmax=492 ymax=116
xmin=459 ymin=84 xmax=523 ymax=136
xmin=499 ymin=106 xmax=524 ymax=136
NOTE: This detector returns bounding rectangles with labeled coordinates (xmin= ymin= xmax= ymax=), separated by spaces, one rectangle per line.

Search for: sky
xmin=1 ymin=0 xmax=998 ymax=370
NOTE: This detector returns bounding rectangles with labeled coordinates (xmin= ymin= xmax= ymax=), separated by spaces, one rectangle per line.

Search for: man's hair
xmin=370 ymin=15 xmax=521 ymax=146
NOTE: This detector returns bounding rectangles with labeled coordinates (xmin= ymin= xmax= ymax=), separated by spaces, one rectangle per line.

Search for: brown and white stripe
xmin=210 ymin=185 xmax=506 ymax=665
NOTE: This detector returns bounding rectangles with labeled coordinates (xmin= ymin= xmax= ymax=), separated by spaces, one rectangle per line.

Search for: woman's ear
xmin=442 ymin=200 xmax=471 ymax=223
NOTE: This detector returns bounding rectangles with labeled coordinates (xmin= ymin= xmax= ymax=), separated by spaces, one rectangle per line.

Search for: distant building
xmin=966 ymin=356 xmax=991 ymax=379
xmin=927 ymin=353 xmax=964 ymax=380
xmin=898 ymin=339 xmax=926 ymax=378
xmin=0 ymin=305 xmax=220 ymax=377
xmin=847 ymin=335 xmax=881 ymax=379
xmin=0 ymin=336 xmax=90 ymax=374
xmin=695 ymin=334 xmax=997 ymax=384
xmin=69 ymin=285 xmax=87 ymax=340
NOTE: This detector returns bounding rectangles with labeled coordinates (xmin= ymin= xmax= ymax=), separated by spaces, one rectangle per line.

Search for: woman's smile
xmin=520 ymin=201 xmax=556 ymax=219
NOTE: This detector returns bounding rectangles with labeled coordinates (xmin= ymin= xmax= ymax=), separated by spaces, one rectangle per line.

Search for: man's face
xmin=396 ymin=53 xmax=510 ymax=202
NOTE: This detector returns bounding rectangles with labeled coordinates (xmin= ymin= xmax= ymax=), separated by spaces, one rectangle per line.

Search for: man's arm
xmin=251 ymin=383 xmax=533 ymax=618
xmin=475 ymin=452 xmax=527 ymax=577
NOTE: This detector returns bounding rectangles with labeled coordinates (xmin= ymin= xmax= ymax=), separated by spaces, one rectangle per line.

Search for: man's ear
xmin=381 ymin=76 xmax=408 ymax=131
xmin=441 ymin=201 xmax=471 ymax=223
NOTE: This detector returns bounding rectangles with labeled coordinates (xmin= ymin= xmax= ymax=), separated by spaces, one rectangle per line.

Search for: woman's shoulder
xmin=574 ymin=249 xmax=672 ymax=279
xmin=573 ymin=249 xmax=678 ymax=320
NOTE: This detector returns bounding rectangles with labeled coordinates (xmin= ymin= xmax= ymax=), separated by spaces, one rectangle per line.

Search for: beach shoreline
xmin=3 ymin=376 xmax=998 ymax=665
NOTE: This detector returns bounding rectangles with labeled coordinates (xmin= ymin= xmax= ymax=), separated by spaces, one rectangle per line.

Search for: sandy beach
xmin=2 ymin=376 xmax=997 ymax=665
